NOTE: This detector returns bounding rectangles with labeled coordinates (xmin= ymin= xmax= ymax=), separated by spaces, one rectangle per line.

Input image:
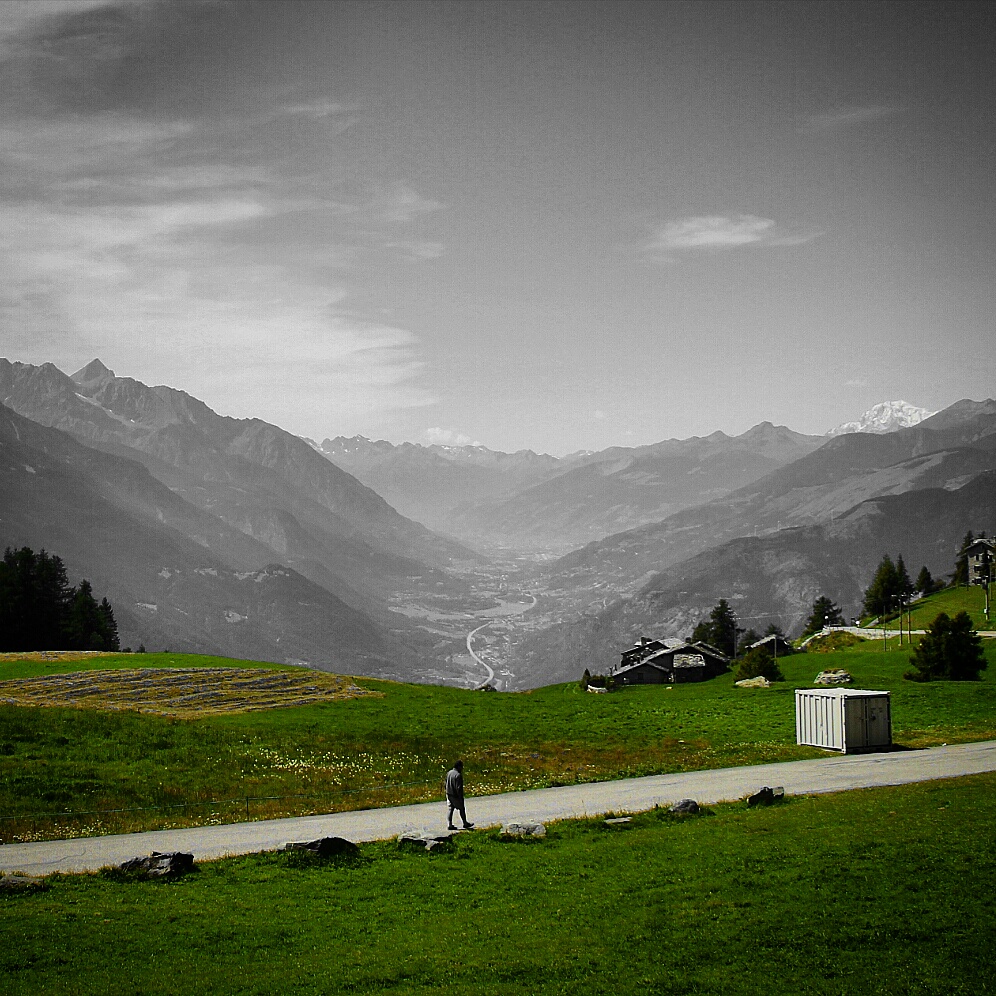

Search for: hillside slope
xmin=0 ymin=359 xmax=480 ymax=603
xmin=0 ymin=403 xmax=434 ymax=677
xmin=544 ymin=402 xmax=996 ymax=598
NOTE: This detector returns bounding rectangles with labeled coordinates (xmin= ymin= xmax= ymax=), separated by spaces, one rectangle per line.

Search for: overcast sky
xmin=2 ymin=1 xmax=993 ymax=454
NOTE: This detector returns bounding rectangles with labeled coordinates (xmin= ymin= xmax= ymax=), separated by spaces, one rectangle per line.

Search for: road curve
xmin=466 ymin=622 xmax=494 ymax=687
xmin=2 ymin=740 xmax=994 ymax=876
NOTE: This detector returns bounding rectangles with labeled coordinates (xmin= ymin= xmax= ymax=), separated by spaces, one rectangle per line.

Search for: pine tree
xmin=895 ymin=555 xmax=913 ymax=603
xmin=97 ymin=597 xmax=120 ymax=652
xmin=735 ymin=645 xmax=784 ymax=682
xmin=0 ymin=547 xmax=73 ymax=651
xmin=67 ymin=579 xmax=104 ymax=650
xmin=952 ymin=531 xmax=974 ymax=586
xmin=863 ymin=554 xmax=900 ymax=617
xmin=690 ymin=600 xmax=738 ymax=657
xmin=905 ymin=611 xmax=988 ymax=681
xmin=707 ymin=599 xmax=738 ymax=657
xmin=915 ymin=566 xmax=935 ymax=596
xmin=802 ymin=596 xmax=844 ymax=637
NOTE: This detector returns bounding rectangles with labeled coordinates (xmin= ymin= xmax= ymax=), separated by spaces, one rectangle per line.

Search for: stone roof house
xmin=613 ymin=641 xmax=729 ymax=686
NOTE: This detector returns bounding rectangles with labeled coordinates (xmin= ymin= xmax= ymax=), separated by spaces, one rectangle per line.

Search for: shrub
xmin=806 ymin=632 xmax=865 ymax=653
xmin=735 ymin=646 xmax=784 ymax=683
xmin=586 ymin=673 xmax=616 ymax=691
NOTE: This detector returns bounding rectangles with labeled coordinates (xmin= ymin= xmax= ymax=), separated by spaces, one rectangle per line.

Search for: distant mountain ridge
xmin=0 ymin=359 xmax=477 ymax=587
xmin=319 ymin=422 xmax=826 ymax=552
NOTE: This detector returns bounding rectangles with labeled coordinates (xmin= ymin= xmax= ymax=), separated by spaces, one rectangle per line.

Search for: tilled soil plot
xmin=0 ymin=667 xmax=382 ymax=717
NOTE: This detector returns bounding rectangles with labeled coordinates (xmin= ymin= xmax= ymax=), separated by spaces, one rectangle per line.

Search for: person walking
xmin=445 ymin=759 xmax=474 ymax=830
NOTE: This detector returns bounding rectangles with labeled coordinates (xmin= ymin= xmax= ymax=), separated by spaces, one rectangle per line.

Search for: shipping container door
xmin=864 ymin=699 xmax=891 ymax=747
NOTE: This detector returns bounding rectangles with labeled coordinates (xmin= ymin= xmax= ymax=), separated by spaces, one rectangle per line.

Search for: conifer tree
xmin=863 ymin=554 xmax=899 ymax=617
xmin=98 ymin=598 xmax=120 ymax=652
xmin=905 ymin=611 xmax=987 ymax=681
xmin=895 ymin=555 xmax=913 ymax=603
xmin=802 ymin=596 xmax=844 ymax=637
xmin=915 ymin=566 xmax=935 ymax=596
xmin=697 ymin=599 xmax=737 ymax=657
xmin=952 ymin=531 xmax=974 ymax=586
xmin=0 ymin=547 xmax=120 ymax=652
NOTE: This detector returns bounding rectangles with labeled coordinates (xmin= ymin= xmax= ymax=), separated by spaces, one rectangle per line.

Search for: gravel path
xmin=3 ymin=740 xmax=994 ymax=876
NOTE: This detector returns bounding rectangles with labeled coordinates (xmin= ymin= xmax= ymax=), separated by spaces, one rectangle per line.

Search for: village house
xmin=967 ymin=537 xmax=995 ymax=586
xmin=612 ymin=638 xmax=729 ymax=686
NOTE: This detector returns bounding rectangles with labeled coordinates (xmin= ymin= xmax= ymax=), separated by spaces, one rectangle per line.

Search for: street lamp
xmin=982 ymin=549 xmax=992 ymax=621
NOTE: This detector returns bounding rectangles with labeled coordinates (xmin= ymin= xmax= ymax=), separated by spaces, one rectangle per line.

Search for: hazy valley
xmin=3 ymin=358 xmax=994 ymax=690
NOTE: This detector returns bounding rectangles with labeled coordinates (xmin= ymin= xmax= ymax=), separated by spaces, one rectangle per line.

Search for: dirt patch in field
xmin=0 ymin=668 xmax=383 ymax=717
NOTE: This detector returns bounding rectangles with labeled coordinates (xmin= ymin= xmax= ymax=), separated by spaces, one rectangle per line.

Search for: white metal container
xmin=795 ymin=688 xmax=892 ymax=753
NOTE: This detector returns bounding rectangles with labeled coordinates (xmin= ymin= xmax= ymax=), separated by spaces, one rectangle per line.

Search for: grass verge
xmin=1 ymin=773 xmax=994 ymax=995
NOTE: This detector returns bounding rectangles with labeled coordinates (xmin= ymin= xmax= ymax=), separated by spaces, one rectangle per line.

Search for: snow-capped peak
xmin=827 ymin=400 xmax=935 ymax=436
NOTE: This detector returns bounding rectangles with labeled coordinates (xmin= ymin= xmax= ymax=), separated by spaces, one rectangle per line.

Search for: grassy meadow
xmin=1 ymin=636 xmax=995 ymax=843
xmin=1 ymin=773 xmax=994 ymax=995
xmin=875 ymin=583 xmax=996 ymax=632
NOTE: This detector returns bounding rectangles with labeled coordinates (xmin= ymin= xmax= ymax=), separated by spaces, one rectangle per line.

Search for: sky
xmin=1 ymin=0 xmax=994 ymax=455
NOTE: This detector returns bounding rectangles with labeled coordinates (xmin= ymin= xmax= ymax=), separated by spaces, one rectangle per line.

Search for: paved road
xmin=3 ymin=740 xmax=994 ymax=876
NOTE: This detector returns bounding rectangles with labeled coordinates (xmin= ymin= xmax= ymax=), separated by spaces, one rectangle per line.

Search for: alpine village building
xmin=612 ymin=636 xmax=729 ymax=686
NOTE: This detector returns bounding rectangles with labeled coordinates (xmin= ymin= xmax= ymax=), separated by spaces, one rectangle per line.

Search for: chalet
xmin=619 ymin=636 xmax=668 ymax=669
xmin=613 ymin=640 xmax=729 ymax=686
xmin=967 ymin=538 xmax=995 ymax=586
xmin=747 ymin=633 xmax=795 ymax=656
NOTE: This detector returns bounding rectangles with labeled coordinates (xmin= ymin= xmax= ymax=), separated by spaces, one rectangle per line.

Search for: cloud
xmin=425 ymin=427 xmax=483 ymax=447
xmin=654 ymin=214 xmax=818 ymax=251
xmin=0 ymin=0 xmax=118 ymax=46
xmin=0 ymin=4 xmax=438 ymax=436
xmin=372 ymin=182 xmax=444 ymax=224
xmin=845 ymin=378 xmax=868 ymax=387
xmin=798 ymin=105 xmax=898 ymax=133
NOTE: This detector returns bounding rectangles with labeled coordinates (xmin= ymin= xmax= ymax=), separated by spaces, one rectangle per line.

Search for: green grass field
xmin=2 ymin=639 xmax=994 ymax=843
xmin=2 ymin=773 xmax=994 ymax=995
xmin=873 ymin=584 xmax=995 ymax=632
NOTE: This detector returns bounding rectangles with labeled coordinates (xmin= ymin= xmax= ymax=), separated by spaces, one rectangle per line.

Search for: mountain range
xmin=515 ymin=401 xmax=996 ymax=685
xmin=0 ymin=359 xmax=482 ymax=678
xmin=3 ymin=356 xmax=994 ymax=689
xmin=319 ymin=422 xmax=826 ymax=553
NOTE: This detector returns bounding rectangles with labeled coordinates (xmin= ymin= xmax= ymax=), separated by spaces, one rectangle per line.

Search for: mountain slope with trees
xmin=0 ymin=403 xmax=435 ymax=677
xmin=0 ymin=359 xmax=480 ymax=604
xmin=515 ymin=470 xmax=996 ymax=687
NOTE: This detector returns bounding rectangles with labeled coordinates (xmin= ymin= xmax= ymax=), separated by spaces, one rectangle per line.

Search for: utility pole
xmin=982 ymin=550 xmax=992 ymax=621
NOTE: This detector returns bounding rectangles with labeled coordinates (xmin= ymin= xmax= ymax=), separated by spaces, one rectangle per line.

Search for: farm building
xmin=613 ymin=640 xmax=729 ymax=685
